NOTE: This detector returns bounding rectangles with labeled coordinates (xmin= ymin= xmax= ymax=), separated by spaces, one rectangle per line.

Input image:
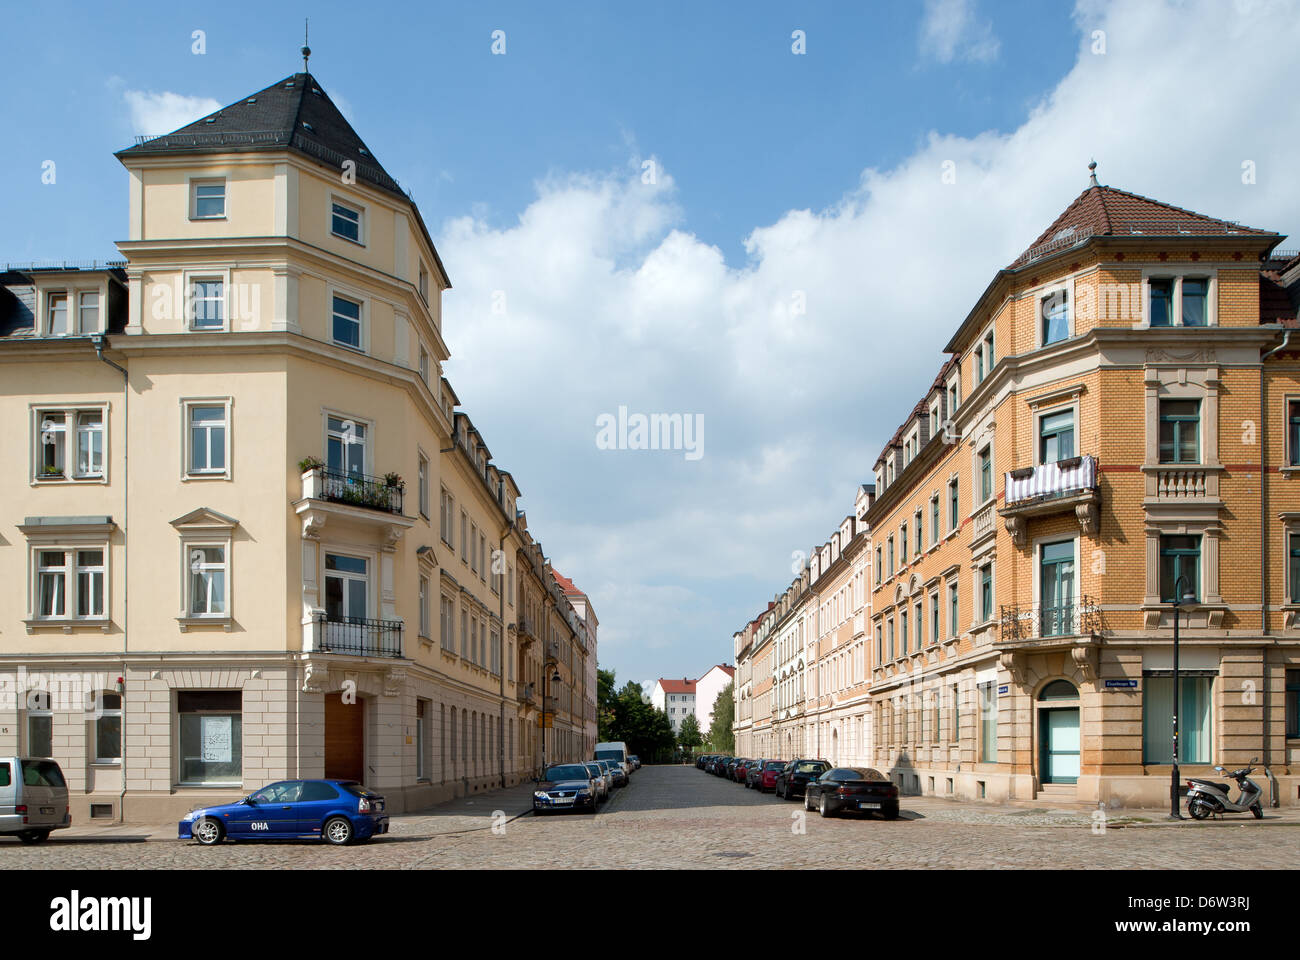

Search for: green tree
xmin=597 ymin=667 xmax=618 ymax=742
xmin=677 ymin=712 xmax=703 ymax=753
xmin=708 ymin=682 xmax=734 ymax=754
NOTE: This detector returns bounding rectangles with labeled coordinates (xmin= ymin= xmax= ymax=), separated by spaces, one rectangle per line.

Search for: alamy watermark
xmin=595 ymin=405 xmax=704 ymax=461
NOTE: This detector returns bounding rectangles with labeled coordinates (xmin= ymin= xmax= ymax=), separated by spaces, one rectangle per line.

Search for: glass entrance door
xmin=1040 ymin=708 xmax=1080 ymax=784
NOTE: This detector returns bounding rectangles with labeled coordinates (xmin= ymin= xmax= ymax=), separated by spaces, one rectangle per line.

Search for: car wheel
xmin=819 ymin=795 xmax=833 ymax=819
xmin=17 ymin=829 xmax=50 ymax=844
xmin=804 ymin=791 xmax=814 ymax=812
xmin=193 ymin=817 xmax=224 ymax=846
xmin=1251 ymin=803 xmax=1264 ymax=820
xmin=323 ymin=816 xmax=354 ymax=845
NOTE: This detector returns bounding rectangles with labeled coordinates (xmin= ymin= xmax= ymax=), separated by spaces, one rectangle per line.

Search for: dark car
xmin=697 ymin=754 xmax=711 ymax=770
xmin=628 ymin=755 xmax=641 ymax=770
xmin=749 ymin=759 xmax=783 ymax=791
xmin=720 ymin=757 xmax=738 ymax=778
xmin=804 ymin=767 xmax=900 ymax=819
xmin=533 ymin=763 xmax=598 ymax=814
xmin=179 ymin=779 xmax=388 ymax=845
xmin=775 ymin=759 xmax=831 ymax=799
xmin=599 ymin=758 xmax=628 ymax=788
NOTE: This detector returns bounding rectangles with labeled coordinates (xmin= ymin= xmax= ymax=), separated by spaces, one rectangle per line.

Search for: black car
xmin=696 ymin=754 xmax=710 ymax=770
xmin=775 ymin=758 xmax=830 ymax=799
xmin=804 ymin=767 xmax=900 ymax=819
xmin=720 ymin=757 xmax=738 ymax=778
xmin=533 ymin=763 xmax=598 ymax=814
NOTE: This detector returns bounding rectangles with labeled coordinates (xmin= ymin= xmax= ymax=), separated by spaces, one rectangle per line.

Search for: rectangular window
xmin=978 ymin=682 xmax=997 ymax=762
xmin=1159 ymin=534 xmax=1201 ymax=602
xmin=949 ymin=479 xmax=959 ymax=529
xmin=178 ymin=691 xmax=242 ymax=783
xmin=875 ymin=547 xmax=882 ymax=586
xmin=980 ymin=565 xmax=993 ymax=623
xmin=331 ymin=200 xmax=362 ymax=242
xmin=984 ymin=330 xmax=994 ymax=374
xmin=191 ymin=280 xmax=224 ymax=330
xmin=480 ymin=533 xmax=487 ymax=582
xmin=189 ymin=546 xmax=228 ymax=616
xmin=94 ymin=692 xmax=122 ymax=762
xmin=900 ymin=609 xmax=908 ymax=655
xmin=949 ymin=582 xmax=959 ymax=637
xmin=418 ymin=264 xmax=429 ymax=304
xmin=930 ymin=591 xmax=939 ymax=644
xmin=1158 ymin=399 xmax=1200 ymax=463
xmin=914 ymin=510 xmax=923 ymax=554
xmin=416 ymin=699 xmax=428 ymax=780
xmin=951 ymin=684 xmax=960 ymax=743
xmin=44 ymin=293 xmax=69 ymax=337
xmin=979 ymin=447 xmax=992 ymax=503
xmin=76 ymin=550 xmax=105 ymax=618
xmin=27 ymin=695 xmax=52 ymax=757
xmin=887 ymin=537 xmax=894 ymax=576
xmin=1286 ymin=670 xmax=1299 ymax=740
xmin=1182 ymin=278 xmax=1208 ymax=327
xmin=461 ymin=512 xmax=468 ymax=562
xmin=1289 ymin=400 xmax=1300 ymax=467
xmin=1149 ymin=279 xmax=1173 ymax=326
xmin=37 ymin=550 xmax=67 ymax=618
xmin=930 ymin=497 xmax=939 ymax=546
xmin=331 ymin=295 xmax=362 ymax=349
xmin=900 ymin=524 xmax=908 ymax=564
xmin=326 ymin=415 xmax=366 ymax=476
xmin=1039 ymin=410 xmax=1075 ymax=463
xmin=419 ymin=346 xmax=430 ymax=385
xmin=1042 ymin=290 xmax=1069 ymax=345
xmin=1142 ymin=675 xmax=1211 ymax=763
xmin=914 ymin=600 xmax=923 ymax=648
xmin=193 ymin=180 xmax=226 ymax=219
xmin=418 ymin=454 xmax=429 ymax=517
xmin=78 ymin=291 xmax=100 ymax=334
xmin=37 ymin=410 xmax=67 ymax=478
xmin=72 ymin=411 xmax=103 ymax=478
xmin=188 ymin=404 xmax=227 ymax=475
xmin=887 ymin=619 xmax=895 ymax=660
xmin=875 ymin=624 xmax=883 ymax=665
xmin=419 ymin=575 xmax=430 ymax=638
xmin=1289 ymin=534 xmax=1300 ymax=603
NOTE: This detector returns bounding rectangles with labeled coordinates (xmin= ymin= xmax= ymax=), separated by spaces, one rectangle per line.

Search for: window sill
xmin=91 ymin=761 xmax=122 ymax=767
xmin=25 ymin=618 xmax=112 ymax=634
xmin=32 ymin=475 xmax=107 ymax=486
xmin=177 ymin=617 xmax=233 ymax=632
xmin=190 ymin=215 xmax=228 ymax=222
xmin=332 ymin=340 xmax=366 ymax=355
xmin=183 ymin=472 xmax=231 ymax=482
xmin=331 ymin=231 xmax=366 ymax=248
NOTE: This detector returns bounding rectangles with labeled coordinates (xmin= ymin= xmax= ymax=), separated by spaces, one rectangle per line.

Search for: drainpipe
xmin=93 ymin=334 xmax=129 ymax=823
xmin=1260 ymin=329 xmax=1290 ymax=805
xmin=498 ymin=516 xmax=513 ymax=789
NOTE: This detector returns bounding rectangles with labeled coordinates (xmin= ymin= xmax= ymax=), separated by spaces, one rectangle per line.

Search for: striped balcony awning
xmin=1005 ymin=455 xmax=1097 ymax=505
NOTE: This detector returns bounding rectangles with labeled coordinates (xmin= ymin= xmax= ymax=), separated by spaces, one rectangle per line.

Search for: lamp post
xmin=541 ymin=660 xmax=561 ymax=772
xmin=1169 ymin=574 xmax=1196 ymax=820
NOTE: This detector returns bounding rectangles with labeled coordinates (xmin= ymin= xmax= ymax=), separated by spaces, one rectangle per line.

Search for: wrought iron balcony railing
xmin=314 ymin=613 xmax=403 ymax=658
xmin=304 ymin=467 xmax=404 ymax=515
xmin=999 ymin=596 xmax=1103 ymax=641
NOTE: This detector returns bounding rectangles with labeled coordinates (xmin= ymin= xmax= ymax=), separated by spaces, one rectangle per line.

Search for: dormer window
xmin=77 ymin=291 xmax=100 ymax=334
xmin=192 ymin=179 xmax=226 ymax=220
xmin=47 ymin=293 xmax=68 ymax=336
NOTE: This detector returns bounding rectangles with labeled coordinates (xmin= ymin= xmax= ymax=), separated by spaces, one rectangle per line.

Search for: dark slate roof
xmin=1012 ymin=178 xmax=1279 ymax=268
xmin=116 ymin=72 xmax=405 ymax=199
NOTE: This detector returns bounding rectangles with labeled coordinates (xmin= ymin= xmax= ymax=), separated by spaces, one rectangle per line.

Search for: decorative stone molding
xmin=999 ymin=650 xmax=1025 ymax=687
xmin=383 ymin=667 xmax=406 ymax=697
xmin=302 ymin=661 xmax=327 ymax=693
xmin=1070 ymin=645 xmax=1098 ymax=683
xmin=1145 ymin=346 xmax=1217 ymax=364
xmin=301 ymin=511 xmax=326 ymax=540
xmin=1076 ymin=500 xmax=1099 ymax=534
xmin=1004 ymin=514 xmax=1026 ymax=546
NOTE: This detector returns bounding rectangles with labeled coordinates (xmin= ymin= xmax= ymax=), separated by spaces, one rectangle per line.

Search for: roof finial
xmin=1088 ymin=159 xmax=1098 ymax=187
xmin=301 ymin=19 xmax=311 ymax=74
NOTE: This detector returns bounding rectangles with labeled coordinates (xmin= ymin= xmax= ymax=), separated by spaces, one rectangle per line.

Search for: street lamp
xmin=1169 ymin=574 xmax=1196 ymax=820
xmin=541 ymin=661 xmax=561 ymax=773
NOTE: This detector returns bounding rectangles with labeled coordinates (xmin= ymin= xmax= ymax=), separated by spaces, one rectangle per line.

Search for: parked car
xmin=697 ymin=754 xmax=713 ymax=770
xmin=583 ymin=762 xmax=610 ymax=803
xmin=628 ymin=755 xmax=642 ymax=770
xmin=721 ymin=757 xmax=739 ymax=779
xmin=594 ymin=741 xmax=632 ymax=778
xmin=599 ymin=758 xmax=628 ymax=788
xmin=804 ymin=767 xmax=900 ymax=819
xmin=754 ymin=759 xmax=786 ymax=793
xmin=180 ymin=779 xmax=388 ymax=845
xmin=0 ymin=757 xmax=71 ymax=844
xmin=732 ymin=759 xmax=754 ymax=783
xmin=775 ymin=759 xmax=831 ymax=799
xmin=534 ymin=763 xmax=598 ymax=814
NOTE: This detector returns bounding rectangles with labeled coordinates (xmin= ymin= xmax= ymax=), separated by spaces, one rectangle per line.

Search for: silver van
xmin=0 ymin=757 xmax=71 ymax=843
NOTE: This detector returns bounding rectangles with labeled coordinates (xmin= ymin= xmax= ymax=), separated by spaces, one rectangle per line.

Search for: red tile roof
xmin=1012 ymin=177 xmax=1276 ymax=268
xmin=658 ymin=678 xmax=696 ymax=694
xmin=550 ymin=568 xmax=585 ymax=597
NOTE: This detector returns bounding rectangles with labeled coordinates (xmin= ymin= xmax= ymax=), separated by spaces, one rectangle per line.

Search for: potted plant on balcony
xmin=383 ymin=472 xmax=404 ymax=490
xmin=39 ymin=464 xmax=64 ymax=479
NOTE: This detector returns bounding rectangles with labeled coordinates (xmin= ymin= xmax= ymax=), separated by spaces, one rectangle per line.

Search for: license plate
xmin=554 ymin=798 xmax=573 ymax=805
xmin=40 ymin=807 xmax=55 ymax=815
xmin=858 ymin=802 xmax=881 ymax=810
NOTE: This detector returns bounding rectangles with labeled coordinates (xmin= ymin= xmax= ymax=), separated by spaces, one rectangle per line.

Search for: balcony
xmin=307 ymin=612 xmax=403 ymax=658
xmin=296 ymin=467 xmax=414 ymax=544
xmin=999 ymin=455 xmax=1100 ymax=545
xmin=998 ymin=596 xmax=1103 ymax=644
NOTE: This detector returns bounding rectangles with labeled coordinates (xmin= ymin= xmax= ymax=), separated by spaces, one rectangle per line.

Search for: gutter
xmin=1259 ymin=328 xmax=1290 ymax=804
xmin=93 ymin=335 xmax=129 ymax=823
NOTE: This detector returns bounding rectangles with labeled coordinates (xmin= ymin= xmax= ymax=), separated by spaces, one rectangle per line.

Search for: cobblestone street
xmin=1 ymin=765 xmax=1295 ymax=870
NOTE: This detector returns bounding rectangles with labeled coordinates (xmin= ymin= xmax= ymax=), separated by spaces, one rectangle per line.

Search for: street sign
xmin=1104 ymin=679 xmax=1138 ymax=689
xmin=537 ymin=712 xmax=554 ymax=728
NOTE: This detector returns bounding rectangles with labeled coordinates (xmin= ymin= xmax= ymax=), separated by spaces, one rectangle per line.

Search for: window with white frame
xmin=187 ymin=545 xmax=229 ymax=617
xmin=192 ymin=179 xmax=226 ymax=219
xmin=185 ymin=401 xmax=230 ymax=477
xmin=33 ymin=547 xmax=107 ymax=621
xmin=1041 ymin=289 xmax=1070 ymax=345
xmin=189 ymin=279 xmax=224 ymax=330
xmin=93 ymin=691 xmax=122 ymax=763
xmin=26 ymin=691 xmax=52 ymax=757
xmin=77 ymin=291 xmax=100 ymax=334
xmin=331 ymin=199 xmax=363 ymax=243
xmin=418 ymin=454 xmax=429 ymax=517
xmin=326 ymin=414 xmax=367 ymax=476
xmin=34 ymin=407 xmax=106 ymax=481
xmin=418 ymin=263 xmax=429 ymax=304
xmin=1147 ymin=273 xmax=1213 ymax=327
xmin=331 ymin=294 xmax=363 ymax=350
xmin=419 ymin=575 xmax=431 ymax=639
xmin=418 ymin=345 xmax=430 ymax=385
xmin=47 ymin=293 xmax=68 ymax=336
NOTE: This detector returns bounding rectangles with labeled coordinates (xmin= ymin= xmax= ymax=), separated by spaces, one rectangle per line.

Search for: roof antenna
xmin=1088 ymin=159 xmax=1098 ymax=187
xmin=301 ymin=19 xmax=311 ymax=74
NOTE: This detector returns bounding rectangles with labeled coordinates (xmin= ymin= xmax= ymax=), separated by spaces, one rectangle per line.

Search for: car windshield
xmin=545 ymin=765 xmax=590 ymax=782
xmin=594 ymin=750 xmax=623 ymax=762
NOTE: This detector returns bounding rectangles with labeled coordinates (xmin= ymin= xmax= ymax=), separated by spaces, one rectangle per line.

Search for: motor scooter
xmin=1185 ymin=757 xmax=1264 ymax=820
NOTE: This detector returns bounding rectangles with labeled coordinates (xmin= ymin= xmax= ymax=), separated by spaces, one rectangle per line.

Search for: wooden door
xmin=325 ymin=695 xmax=365 ymax=783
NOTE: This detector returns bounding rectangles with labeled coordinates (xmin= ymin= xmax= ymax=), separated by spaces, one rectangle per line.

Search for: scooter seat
xmin=1189 ymin=779 xmax=1231 ymax=793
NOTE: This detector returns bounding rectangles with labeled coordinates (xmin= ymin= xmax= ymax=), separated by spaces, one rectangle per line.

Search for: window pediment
xmin=171 ymin=507 xmax=239 ymax=532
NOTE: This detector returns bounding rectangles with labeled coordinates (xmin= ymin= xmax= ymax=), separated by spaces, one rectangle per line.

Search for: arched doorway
xmin=1037 ymin=680 xmax=1080 ymax=785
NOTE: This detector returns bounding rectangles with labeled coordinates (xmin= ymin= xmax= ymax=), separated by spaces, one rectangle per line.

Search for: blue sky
xmin=4 ymin=1 xmax=1300 ymax=695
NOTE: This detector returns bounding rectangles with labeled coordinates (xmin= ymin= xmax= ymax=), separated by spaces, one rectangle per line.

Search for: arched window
xmin=1039 ymin=679 xmax=1079 ymax=700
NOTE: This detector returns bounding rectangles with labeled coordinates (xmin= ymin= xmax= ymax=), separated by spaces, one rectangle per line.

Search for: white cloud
xmin=435 ymin=0 xmax=1300 ymax=678
xmin=919 ymin=0 xmax=1001 ymax=64
xmin=123 ymin=90 xmax=220 ymax=137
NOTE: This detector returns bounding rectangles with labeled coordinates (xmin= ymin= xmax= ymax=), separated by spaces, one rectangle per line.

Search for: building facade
xmin=0 ymin=69 xmax=594 ymax=822
xmin=736 ymin=171 xmax=1300 ymax=807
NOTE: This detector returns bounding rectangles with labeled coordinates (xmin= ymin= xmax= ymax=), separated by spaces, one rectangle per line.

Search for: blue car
xmin=179 ymin=779 xmax=389 ymax=846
